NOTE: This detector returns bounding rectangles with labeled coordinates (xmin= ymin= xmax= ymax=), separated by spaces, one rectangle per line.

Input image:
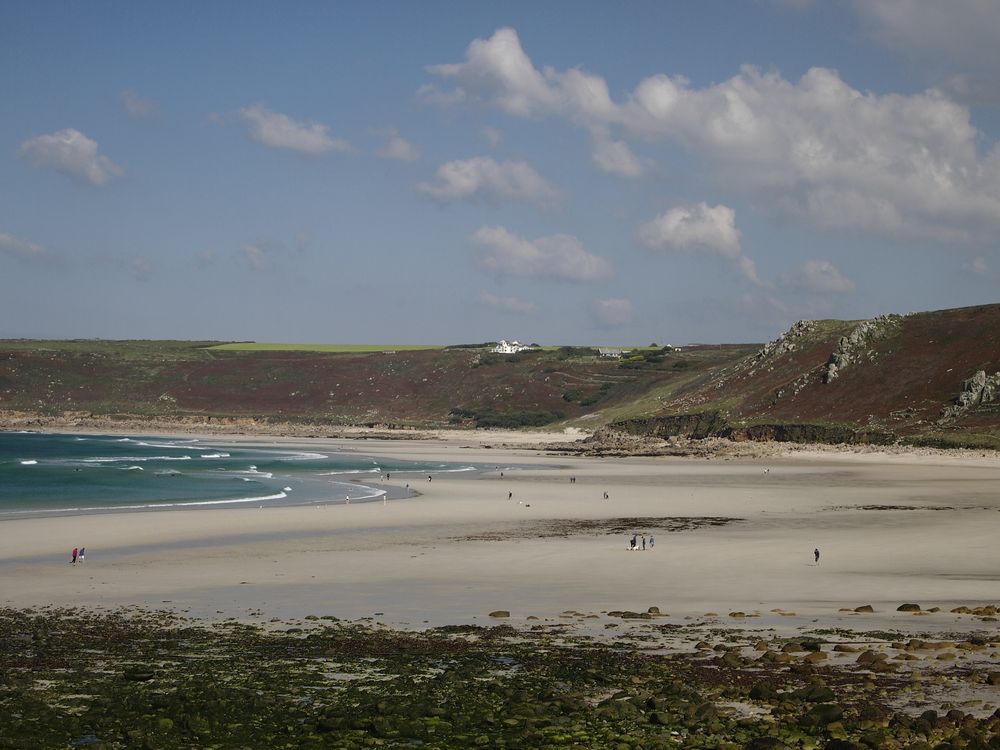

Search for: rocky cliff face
xmin=940 ymin=370 xmax=1000 ymax=422
xmin=822 ymin=314 xmax=904 ymax=383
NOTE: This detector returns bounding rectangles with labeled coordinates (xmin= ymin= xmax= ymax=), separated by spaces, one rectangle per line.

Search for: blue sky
xmin=2 ymin=0 xmax=999 ymax=345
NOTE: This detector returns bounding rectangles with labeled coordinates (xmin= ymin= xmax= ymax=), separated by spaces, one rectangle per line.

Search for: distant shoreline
xmin=3 ymin=410 xmax=1000 ymax=464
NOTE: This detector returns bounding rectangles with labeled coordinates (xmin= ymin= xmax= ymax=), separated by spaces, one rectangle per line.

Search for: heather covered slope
xmin=615 ymin=303 xmax=1000 ymax=448
xmin=2 ymin=303 xmax=999 ymax=446
xmin=0 ymin=340 xmax=750 ymax=429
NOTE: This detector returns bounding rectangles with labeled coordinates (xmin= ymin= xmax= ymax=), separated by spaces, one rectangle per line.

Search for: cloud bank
xmin=427 ymin=27 xmax=1000 ymax=241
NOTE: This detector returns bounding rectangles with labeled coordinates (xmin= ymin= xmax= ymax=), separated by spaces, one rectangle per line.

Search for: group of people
xmin=70 ymin=547 xmax=85 ymax=564
xmin=629 ymin=534 xmax=653 ymax=551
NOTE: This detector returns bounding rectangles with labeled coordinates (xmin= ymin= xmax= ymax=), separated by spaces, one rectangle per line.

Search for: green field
xmin=208 ymin=342 xmax=446 ymax=353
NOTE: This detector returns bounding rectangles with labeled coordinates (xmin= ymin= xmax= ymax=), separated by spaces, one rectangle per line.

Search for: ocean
xmin=0 ymin=432 xmax=475 ymax=518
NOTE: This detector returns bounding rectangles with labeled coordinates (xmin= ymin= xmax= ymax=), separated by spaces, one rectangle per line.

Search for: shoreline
xmin=3 ymin=429 xmax=1000 ymax=634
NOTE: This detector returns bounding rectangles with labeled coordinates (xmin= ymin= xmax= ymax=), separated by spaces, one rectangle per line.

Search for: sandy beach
xmin=3 ymin=432 xmax=1000 ymax=634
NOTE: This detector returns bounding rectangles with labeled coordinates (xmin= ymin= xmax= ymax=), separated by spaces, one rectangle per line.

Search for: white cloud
xmin=417 ymin=156 xmax=559 ymax=206
xmin=482 ymin=126 xmax=503 ymax=147
xmin=240 ymin=244 xmax=267 ymax=270
xmin=591 ymin=130 xmax=643 ymax=178
xmin=962 ymin=256 xmax=989 ymax=276
xmin=427 ymin=28 xmax=1000 ymax=242
xmin=479 ymin=290 xmax=537 ymax=314
xmin=376 ymin=128 xmax=420 ymax=161
xmin=781 ymin=259 xmax=856 ymax=293
xmin=238 ymin=104 xmax=351 ymax=154
xmin=0 ymin=232 xmax=45 ymax=260
xmin=590 ymin=297 xmax=635 ymax=327
xmin=120 ymin=89 xmax=159 ymax=119
xmin=471 ymin=225 xmax=612 ymax=282
xmin=426 ymin=27 xmax=557 ymax=116
xmin=19 ymin=128 xmax=124 ymax=186
xmin=637 ymin=202 xmax=761 ymax=284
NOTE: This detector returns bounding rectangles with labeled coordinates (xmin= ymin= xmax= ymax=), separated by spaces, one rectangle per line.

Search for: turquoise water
xmin=0 ymin=432 xmax=474 ymax=518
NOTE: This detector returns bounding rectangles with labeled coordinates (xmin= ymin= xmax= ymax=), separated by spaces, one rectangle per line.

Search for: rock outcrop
xmin=939 ymin=370 xmax=1000 ymax=421
xmin=744 ymin=320 xmax=816 ymax=376
xmin=822 ymin=314 xmax=903 ymax=383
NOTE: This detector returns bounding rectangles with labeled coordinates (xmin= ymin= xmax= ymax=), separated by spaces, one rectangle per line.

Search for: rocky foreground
xmin=3 ymin=608 xmax=1000 ymax=749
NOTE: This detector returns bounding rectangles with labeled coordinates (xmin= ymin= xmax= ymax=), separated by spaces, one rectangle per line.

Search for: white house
xmin=492 ymin=339 xmax=530 ymax=354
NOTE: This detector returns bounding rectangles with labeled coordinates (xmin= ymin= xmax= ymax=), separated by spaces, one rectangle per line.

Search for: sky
xmin=2 ymin=0 xmax=1000 ymax=345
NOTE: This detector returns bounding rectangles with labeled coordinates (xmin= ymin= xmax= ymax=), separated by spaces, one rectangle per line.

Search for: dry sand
xmin=3 ymin=433 xmax=1000 ymax=634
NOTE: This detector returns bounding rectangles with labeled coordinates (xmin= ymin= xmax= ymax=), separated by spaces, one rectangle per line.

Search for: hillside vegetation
xmin=2 ymin=303 xmax=999 ymax=446
xmin=0 ymin=339 xmax=748 ymax=430
xmin=613 ymin=303 xmax=1000 ymax=449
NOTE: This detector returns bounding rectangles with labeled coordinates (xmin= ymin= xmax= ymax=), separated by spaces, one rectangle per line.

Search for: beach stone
xmin=749 ymin=683 xmax=779 ymax=701
xmin=897 ymin=603 xmax=922 ymax=612
xmin=801 ymin=703 xmax=844 ymax=727
xmin=802 ymin=651 xmax=828 ymax=664
xmin=719 ymin=651 xmax=743 ymax=668
xmin=824 ymin=741 xmax=862 ymax=750
xmin=986 ymin=672 xmax=1000 ymax=686
xmin=758 ymin=650 xmax=792 ymax=664
xmin=869 ymin=658 xmax=898 ymax=673
xmin=854 ymin=605 xmax=875 ymax=613
xmin=647 ymin=606 xmax=660 ymax=615
xmin=956 ymin=640 xmax=985 ymax=651
xmin=856 ymin=650 xmax=886 ymax=665
xmin=488 ymin=610 xmax=510 ymax=618
xmin=792 ymin=685 xmax=835 ymax=702
xmin=744 ymin=739 xmax=789 ymax=750
xmin=833 ymin=644 xmax=860 ymax=653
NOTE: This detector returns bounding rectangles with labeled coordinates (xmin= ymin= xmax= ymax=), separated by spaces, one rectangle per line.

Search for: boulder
xmin=801 ymin=703 xmax=844 ymax=727
xmin=897 ymin=603 xmax=921 ymax=612
xmin=488 ymin=610 xmax=510 ymax=618
xmin=792 ymin=685 xmax=835 ymax=702
xmin=854 ymin=605 xmax=875 ymax=613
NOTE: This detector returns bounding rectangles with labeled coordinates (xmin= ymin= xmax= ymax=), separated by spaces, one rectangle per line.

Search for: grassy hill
xmin=2 ymin=302 xmax=999 ymax=446
xmin=0 ymin=339 xmax=750 ymax=430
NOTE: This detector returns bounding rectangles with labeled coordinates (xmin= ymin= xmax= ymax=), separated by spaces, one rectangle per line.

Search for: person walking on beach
xmin=649 ymin=536 xmax=654 ymax=549
xmin=78 ymin=547 xmax=85 ymax=563
xmin=630 ymin=534 xmax=637 ymax=550
xmin=603 ymin=491 xmax=609 ymax=499
xmin=508 ymin=491 xmax=513 ymax=500
xmin=814 ymin=548 xmax=820 ymax=565
xmin=70 ymin=547 xmax=78 ymax=564
xmin=641 ymin=535 xmax=646 ymax=551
